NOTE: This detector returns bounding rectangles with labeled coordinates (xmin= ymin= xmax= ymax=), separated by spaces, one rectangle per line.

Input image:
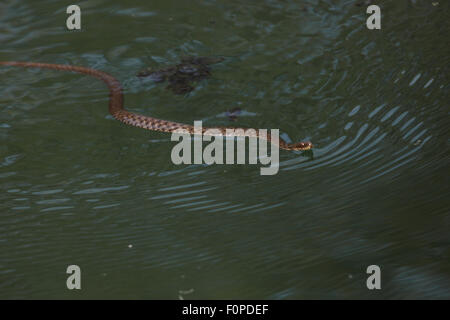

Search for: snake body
xmin=0 ymin=61 xmax=312 ymax=151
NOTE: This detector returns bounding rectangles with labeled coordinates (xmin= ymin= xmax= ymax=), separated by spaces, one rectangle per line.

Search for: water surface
xmin=0 ymin=0 xmax=449 ymax=299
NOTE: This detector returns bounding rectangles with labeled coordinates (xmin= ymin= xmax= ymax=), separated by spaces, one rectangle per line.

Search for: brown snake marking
xmin=0 ymin=61 xmax=313 ymax=151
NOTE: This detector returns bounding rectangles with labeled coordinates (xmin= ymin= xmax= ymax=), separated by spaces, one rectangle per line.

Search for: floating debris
xmin=138 ymin=56 xmax=224 ymax=94
xmin=226 ymin=107 xmax=242 ymax=121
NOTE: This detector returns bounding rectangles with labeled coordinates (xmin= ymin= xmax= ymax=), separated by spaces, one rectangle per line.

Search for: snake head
xmin=291 ymin=141 xmax=313 ymax=151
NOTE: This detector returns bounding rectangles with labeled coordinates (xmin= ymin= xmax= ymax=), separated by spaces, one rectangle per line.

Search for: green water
xmin=0 ymin=0 xmax=449 ymax=299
